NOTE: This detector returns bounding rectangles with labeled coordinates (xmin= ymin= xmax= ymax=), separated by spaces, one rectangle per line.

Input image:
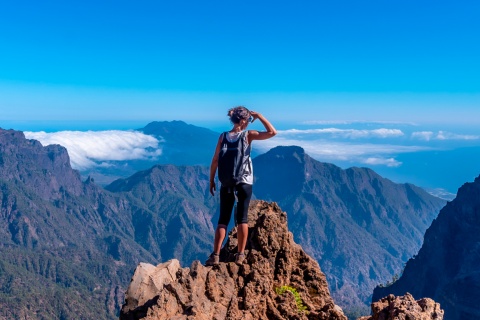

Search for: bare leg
xmin=213 ymin=224 xmax=227 ymax=254
xmin=237 ymin=223 xmax=248 ymax=253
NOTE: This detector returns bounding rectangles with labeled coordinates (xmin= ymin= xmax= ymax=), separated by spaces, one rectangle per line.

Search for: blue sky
xmin=2 ymin=1 xmax=480 ymax=194
xmin=1 ymin=0 xmax=479 ymax=127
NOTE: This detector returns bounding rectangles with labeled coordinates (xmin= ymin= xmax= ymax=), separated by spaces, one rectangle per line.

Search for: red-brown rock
xmin=358 ymin=293 xmax=444 ymax=320
xmin=120 ymin=200 xmax=347 ymax=320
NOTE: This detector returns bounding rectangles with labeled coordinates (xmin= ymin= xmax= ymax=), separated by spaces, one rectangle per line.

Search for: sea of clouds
xmin=25 ymin=130 xmax=163 ymax=170
xmin=252 ymin=126 xmax=480 ymax=168
xmin=24 ymin=124 xmax=480 ymax=172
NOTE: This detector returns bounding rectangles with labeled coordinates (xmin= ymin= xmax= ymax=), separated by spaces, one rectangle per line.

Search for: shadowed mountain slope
xmin=252 ymin=146 xmax=447 ymax=315
xmin=0 ymin=130 xmax=149 ymax=319
xmin=372 ymin=175 xmax=480 ymax=320
xmin=105 ymin=164 xmax=218 ymax=263
xmin=0 ymin=129 xmax=215 ymax=319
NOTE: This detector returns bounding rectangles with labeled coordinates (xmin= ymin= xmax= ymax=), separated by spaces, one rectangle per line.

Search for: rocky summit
xmin=359 ymin=293 xmax=444 ymax=320
xmin=120 ymin=200 xmax=347 ymax=320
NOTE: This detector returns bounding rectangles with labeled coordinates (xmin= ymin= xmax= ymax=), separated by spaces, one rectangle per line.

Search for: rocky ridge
xmin=359 ymin=293 xmax=443 ymax=320
xmin=120 ymin=200 xmax=347 ymax=320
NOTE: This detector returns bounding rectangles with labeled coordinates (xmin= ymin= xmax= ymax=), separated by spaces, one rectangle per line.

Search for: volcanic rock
xmin=120 ymin=200 xmax=347 ymax=320
xmin=358 ymin=293 xmax=444 ymax=320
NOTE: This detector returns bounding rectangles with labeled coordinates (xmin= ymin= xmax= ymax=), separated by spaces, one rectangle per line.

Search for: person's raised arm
xmin=248 ymin=111 xmax=277 ymax=143
xmin=209 ymin=134 xmax=223 ymax=196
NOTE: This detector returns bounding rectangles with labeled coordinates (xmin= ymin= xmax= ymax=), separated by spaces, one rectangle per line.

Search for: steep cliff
xmin=372 ymin=175 xmax=480 ymax=319
xmin=120 ymin=201 xmax=347 ymax=320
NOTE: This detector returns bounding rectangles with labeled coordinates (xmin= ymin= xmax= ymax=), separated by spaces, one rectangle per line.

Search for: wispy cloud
xmin=302 ymin=120 xmax=418 ymax=126
xmin=25 ymin=130 xmax=162 ymax=170
xmin=254 ymin=136 xmax=429 ymax=166
xmin=278 ymin=128 xmax=404 ymax=139
xmin=411 ymin=131 xmax=480 ymax=141
xmin=424 ymin=188 xmax=456 ymax=201
xmin=411 ymin=131 xmax=434 ymax=141
xmin=436 ymin=131 xmax=480 ymax=140
xmin=363 ymin=157 xmax=402 ymax=167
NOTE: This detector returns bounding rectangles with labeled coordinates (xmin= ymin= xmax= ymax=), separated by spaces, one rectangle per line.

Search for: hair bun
xmin=227 ymin=106 xmax=249 ymax=124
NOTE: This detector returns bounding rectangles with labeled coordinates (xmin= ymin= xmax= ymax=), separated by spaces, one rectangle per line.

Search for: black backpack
xmin=218 ymin=131 xmax=249 ymax=188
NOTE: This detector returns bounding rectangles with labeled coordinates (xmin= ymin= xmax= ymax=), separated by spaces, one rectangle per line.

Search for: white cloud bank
xmin=278 ymin=128 xmax=404 ymax=139
xmin=411 ymin=131 xmax=480 ymax=141
xmin=25 ymin=130 xmax=162 ymax=170
xmin=254 ymin=136 xmax=429 ymax=167
xmin=302 ymin=120 xmax=418 ymax=126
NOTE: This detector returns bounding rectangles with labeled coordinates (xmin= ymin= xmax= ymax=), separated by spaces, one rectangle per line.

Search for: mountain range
xmin=0 ymin=126 xmax=448 ymax=319
xmin=0 ymin=129 xmax=217 ymax=319
xmin=251 ymin=146 xmax=446 ymax=315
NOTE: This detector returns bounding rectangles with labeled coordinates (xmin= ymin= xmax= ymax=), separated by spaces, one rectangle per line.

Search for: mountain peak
xmin=263 ymin=145 xmax=307 ymax=162
xmin=0 ymin=128 xmax=83 ymax=199
xmin=268 ymin=145 xmax=306 ymax=155
xmin=139 ymin=120 xmax=217 ymax=137
xmin=120 ymin=200 xmax=347 ymax=320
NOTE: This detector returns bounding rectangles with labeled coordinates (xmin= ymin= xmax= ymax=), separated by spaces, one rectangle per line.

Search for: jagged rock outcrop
xmin=120 ymin=200 xmax=347 ymax=320
xmin=372 ymin=175 xmax=480 ymax=320
xmin=0 ymin=129 xmax=83 ymax=199
xmin=358 ymin=293 xmax=444 ymax=320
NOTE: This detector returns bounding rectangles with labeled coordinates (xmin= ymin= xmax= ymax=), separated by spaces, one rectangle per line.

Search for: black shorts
xmin=218 ymin=183 xmax=253 ymax=226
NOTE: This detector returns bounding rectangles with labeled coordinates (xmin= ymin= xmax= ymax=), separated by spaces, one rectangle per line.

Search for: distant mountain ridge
xmin=372 ymin=174 xmax=480 ymax=320
xmin=105 ymin=164 xmax=217 ymax=263
xmin=252 ymin=146 xmax=446 ymax=315
xmin=138 ymin=120 xmax=219 ymax=166
xmin=81 ymin=120 xmax=220 ymax=185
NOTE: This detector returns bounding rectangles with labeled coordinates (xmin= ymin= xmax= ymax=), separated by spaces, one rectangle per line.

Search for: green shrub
xmin=275 ymin=285 xmax=309 ymax=314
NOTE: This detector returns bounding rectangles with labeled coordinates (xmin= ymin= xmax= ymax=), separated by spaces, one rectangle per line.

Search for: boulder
xmin=358 ymin=293 xmax=444 ymax=320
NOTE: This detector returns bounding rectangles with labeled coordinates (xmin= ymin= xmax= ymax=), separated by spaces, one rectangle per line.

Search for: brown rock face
xmin=358 ymin=293 xmax=444 ymax=320
xmin=120 ymin=200 xmax=347 ymax=320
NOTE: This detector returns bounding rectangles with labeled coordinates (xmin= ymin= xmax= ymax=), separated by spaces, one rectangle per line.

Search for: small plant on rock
xmin=275 ymin=285 xmax=309 ymax=314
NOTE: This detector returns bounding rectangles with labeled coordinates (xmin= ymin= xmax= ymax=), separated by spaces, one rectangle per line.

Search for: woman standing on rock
xmin=205 ymin=106 xmax=276 ymax=266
